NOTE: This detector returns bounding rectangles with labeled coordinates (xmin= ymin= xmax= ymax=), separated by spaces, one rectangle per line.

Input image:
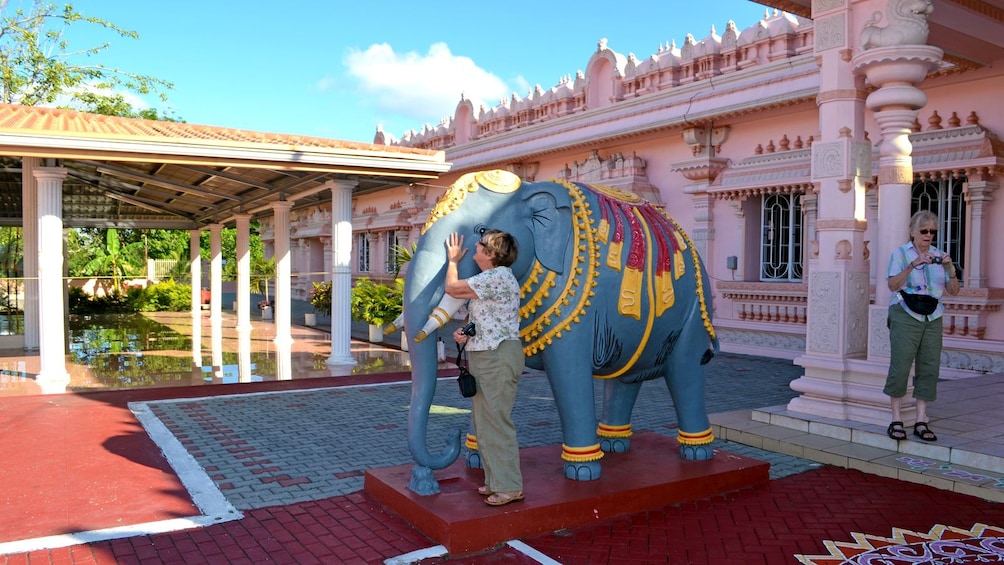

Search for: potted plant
xmin=350 ymin=277 xmax=403 ymax=342
xmin=307 ymin=281 xmax=331 ymax=327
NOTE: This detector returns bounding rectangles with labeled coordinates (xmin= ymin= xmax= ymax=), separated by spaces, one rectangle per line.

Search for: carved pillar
xmin=673 ymin=125 xmax=730 ymax=263
xmin=327 ymin=180 xmax=358 ymax=366
xmin=785 ymin=0 xmax=943 ymax=424
xmin=962 ymin=170 xmax=997 ymax=289
xmin=789 ymin=1 xmax=940 ymax=424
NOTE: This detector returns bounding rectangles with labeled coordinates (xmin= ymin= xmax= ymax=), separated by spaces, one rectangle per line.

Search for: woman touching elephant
xmin=445 ymin=229 xmax=526 ymax=506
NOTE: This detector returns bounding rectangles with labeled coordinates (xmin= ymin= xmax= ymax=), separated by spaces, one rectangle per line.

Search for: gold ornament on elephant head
xmin=421 ymin=170 xmax=522 ymax=234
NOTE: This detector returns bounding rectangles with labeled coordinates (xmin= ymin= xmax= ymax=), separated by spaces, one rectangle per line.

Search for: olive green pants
xmin=469 ymin=340 xmax=525 ymax=494
xmin=884 ymin=305 xmax=943 ymax=402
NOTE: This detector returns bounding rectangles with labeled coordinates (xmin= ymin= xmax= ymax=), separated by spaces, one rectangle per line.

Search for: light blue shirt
xmin=887 ymin=241 xmax=949 ymax=321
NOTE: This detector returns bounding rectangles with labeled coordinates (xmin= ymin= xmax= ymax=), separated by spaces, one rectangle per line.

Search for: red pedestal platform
xmin=365 ymin=432 xmax=769 ymax=556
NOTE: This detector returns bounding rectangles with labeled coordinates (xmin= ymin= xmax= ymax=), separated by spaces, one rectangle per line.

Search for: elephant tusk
xmin=384 ymin=314 xmax=404 ymax=334
xmin=414 ymin=294 xmax=467 ymax=342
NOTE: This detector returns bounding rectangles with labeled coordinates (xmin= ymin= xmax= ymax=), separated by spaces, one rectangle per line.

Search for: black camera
xmin=931 ymin=256 xmax=943 ymax=264
xmin=461 ymin=321 xmax=476 ymax=336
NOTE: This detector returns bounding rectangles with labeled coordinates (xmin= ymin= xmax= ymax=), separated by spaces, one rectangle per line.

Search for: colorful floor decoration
xmin=795 ymin=523 xmax=1004 ymax=564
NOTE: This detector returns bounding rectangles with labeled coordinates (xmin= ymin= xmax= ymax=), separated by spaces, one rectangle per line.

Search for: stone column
xmin=190 ymin=229 xmax=202 ymax=368
xmin=235 ymin=213 xmax=252 ymax=333
xmin=21 ymin=157 xmax=39 ymax=350
xmin=786 ymin=1 xmax=880 ymax=422
xmin=34 ymin=166 xmax=69 ymax=392
xmin=327 ymin=180 xmax=358 ymax=366
xmin=272 ymin=201 xmax=293 ymax=346
xmin=962 ymin=171 xmax=996 ymax=288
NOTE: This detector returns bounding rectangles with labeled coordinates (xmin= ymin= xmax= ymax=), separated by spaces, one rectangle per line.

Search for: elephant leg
xmin=598 ymin=379 xmax=642 ymax=453
xmin=542 ymin=352 xmax=603 ymax=481
xmin=663 ymin=318 xmax=715 ymax=461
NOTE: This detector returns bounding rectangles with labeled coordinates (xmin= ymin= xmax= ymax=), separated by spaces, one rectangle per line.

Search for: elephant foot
xmin=407 ymin=465 xmax=441 ymax=495
xmin=563 ymin=461 xmax=602 ymax=481
xmin=466 ymin=450 xmax=483 ymax=469
xmin=599 ymin=437 xmax=631 ymax=453
xmin=679 ymin=444 xmax=715 ymax=461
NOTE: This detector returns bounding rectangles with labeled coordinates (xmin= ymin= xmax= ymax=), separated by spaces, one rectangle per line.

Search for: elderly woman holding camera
xmin=445 ymin=229 xmax=525 ymax=506
xmin=884 ymin=210 xmax=960 ymax=442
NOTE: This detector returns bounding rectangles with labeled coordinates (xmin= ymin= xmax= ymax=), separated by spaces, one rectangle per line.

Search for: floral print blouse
xmin=465 ymin=266 xmax=521 ymax=351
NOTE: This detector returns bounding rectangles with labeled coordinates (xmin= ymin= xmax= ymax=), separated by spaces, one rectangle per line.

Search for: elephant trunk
xmin=404 ymin=244 xmax=463 ymax=469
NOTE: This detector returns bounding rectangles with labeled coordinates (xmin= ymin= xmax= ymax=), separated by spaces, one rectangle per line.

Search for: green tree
xmin=0 ymin=1 xmax=174 ymax=114
xmin=81 ymin=228 xmax=144 ymax=293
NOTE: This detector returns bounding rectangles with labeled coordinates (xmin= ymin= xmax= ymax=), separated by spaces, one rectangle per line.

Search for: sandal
xmin=914 ymin=422 xmax=937 ymax=442
xmin=887 ymin=421 xmax=907 ymax=441
xmin=484 ymin=491 xmax=524 ymax=507
xmin=477 ymin=485 xmax=493 ymax=496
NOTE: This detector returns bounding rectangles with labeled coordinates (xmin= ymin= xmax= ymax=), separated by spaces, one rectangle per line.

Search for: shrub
xmin=136 ymin=280 xmax=192 ymax=311
xmin=309 ymin=281 xmax=331 ymax=315
xmin=349 ymin=277 xmax=403 ymax=327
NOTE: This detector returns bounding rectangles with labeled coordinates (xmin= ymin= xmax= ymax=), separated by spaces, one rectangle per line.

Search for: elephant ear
xmin=522 ymin=185 xmax=572 ymax=274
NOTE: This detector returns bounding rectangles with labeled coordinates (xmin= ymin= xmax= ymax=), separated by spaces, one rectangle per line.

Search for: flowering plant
xmin=258 ymin=299 xmax=272 ymax=310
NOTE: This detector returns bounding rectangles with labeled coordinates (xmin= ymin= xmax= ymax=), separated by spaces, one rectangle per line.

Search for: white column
xmin=21 ymin=157 xmax=39 ymax=349
xmin=34 ymin=166 xmax=69 ymax=392
xmin=209 ymin=224 xmax=223 ymax=324
xmin=272 ymin=201 xmax=293 ymax=346
xmin=209 ymin=223 xmax=223 ymax=380
xmin=327 ymin=180 xmax=358 ymax=366
xmin=235 ymin=214 xmax=252 ymax=333
xmin=190 ymin=229 xmax=202 ymax=367
xmin=238 ymin=330 xmax=251 ymax=383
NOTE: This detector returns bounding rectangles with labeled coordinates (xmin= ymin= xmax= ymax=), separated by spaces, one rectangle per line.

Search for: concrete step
xmin=711 ymin=406 xmax=1004 ymax=503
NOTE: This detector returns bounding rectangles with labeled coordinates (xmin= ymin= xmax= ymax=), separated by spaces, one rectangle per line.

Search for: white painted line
xmin=0 ymin=402 xmax=244 ymax=556
xmin=129 ymin=401 xmax=243 ymax=520
xmin=383 ymin=544 xmax=448 ymax=564
xmin=382 ymin=540 xmax=561 ymax=565
xmin=0 ymin=515 xmax=225 ymax=556
xmin=507 ymin=540 xmax=563 ymax=564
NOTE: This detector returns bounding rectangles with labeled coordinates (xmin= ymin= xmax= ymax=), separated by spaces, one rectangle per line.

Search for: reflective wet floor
xmin=0 ymin=310 xmax=429 ymax=397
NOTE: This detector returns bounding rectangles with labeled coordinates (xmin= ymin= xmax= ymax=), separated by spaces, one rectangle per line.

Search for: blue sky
xmin=63 ymin=1 xmax=775 ymax=143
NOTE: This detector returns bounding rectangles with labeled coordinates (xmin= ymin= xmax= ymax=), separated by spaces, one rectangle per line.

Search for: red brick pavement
xmin=6 ymin=466 xmax=1004 ymax=564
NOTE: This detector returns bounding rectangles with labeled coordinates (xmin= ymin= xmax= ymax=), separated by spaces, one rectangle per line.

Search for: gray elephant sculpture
xmin=394 ymin=170 xmax=718 ymax=494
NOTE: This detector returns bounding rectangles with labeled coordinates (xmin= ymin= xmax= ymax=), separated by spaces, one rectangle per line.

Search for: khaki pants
xmin=469 ymin=340 xmax=525 ymax=493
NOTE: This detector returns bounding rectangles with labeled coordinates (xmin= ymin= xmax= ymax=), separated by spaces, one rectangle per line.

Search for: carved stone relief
xmin=846 ymin=272 xmax=869 ymax=355
xmin=807 ymin=271 xmax=841 ymax=353
xmin=812 ymin=141 xmax=845 ymax=179
xmin=814 ymin=14 xmax=847 ymax=53
xmin=814 ymin=0 xmax=846 ymax=12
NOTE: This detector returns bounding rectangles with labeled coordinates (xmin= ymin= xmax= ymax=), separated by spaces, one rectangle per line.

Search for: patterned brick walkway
xmin=4 ymin=353 xmax=1004 ymax=564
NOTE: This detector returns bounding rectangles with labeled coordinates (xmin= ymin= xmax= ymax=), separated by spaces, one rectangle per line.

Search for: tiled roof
xmin=0 ymin=104 xmax=440 ymax=157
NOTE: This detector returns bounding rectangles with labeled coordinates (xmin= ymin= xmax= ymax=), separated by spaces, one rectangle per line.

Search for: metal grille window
xmin=760 ymin=192 xmax=803 ymax=281
xmin=912 ymin=175 xmax=966 ymax=282
xmin=357 ymin=233 xmax=371 ymax=273
xmin=385 ymin=230 xmax=406 ymax=273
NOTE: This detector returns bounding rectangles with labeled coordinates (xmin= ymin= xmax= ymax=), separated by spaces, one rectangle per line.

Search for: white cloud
xmin=343 ymin=42 xmax=510 ymax=129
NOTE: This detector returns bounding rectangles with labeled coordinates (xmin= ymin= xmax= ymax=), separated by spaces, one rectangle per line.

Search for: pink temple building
xmin=259 ymin=0 xmax=1004 ymax=426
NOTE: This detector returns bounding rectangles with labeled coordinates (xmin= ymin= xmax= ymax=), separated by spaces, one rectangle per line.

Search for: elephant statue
xmin=397 ymin=170 xmax=717 ymax=494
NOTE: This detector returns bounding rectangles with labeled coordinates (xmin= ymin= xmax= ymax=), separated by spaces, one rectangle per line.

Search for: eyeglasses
xmin=918 ymin=229 xmax=937 ymax=236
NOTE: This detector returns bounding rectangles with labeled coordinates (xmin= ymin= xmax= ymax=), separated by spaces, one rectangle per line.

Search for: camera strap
xmin=455 ymin=342 xmax=468 ymax=370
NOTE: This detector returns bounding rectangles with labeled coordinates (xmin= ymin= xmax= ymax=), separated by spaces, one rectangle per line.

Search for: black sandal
xmin=887 ymin=421 xmax=907 ymax=441
xmin=914 ymin=422 xmax=937 ymax=442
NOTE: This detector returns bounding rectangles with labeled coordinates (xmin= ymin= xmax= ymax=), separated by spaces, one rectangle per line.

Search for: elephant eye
xmin=474 ymin=224 xmax=488 ymax=236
